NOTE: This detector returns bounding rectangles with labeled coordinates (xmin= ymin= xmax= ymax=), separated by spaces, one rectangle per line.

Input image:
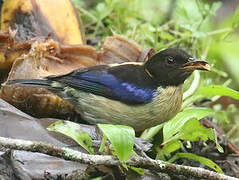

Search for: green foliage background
xmin=73 ymin=0 xmax=239 ymax=145
xmin=49 ymin=0 xmax=239 ymax=173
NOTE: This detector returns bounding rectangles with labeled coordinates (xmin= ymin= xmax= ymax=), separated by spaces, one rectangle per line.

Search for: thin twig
xmin=0 ymin=137 xmax=238 ymax=180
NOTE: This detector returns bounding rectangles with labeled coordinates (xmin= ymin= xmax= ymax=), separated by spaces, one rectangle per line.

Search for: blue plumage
xmin=116 ymin=82 xmax=157 ymax=103
xmin=72 ymin=71 xmax=157 ymax=103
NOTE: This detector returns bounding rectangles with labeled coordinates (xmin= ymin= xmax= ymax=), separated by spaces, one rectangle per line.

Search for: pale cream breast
xmin=70 ymin=85 xmax=183 ymax=132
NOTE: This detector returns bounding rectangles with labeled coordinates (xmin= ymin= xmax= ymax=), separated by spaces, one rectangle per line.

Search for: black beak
xmin=182 ymin=59 xmax=210 ymax=72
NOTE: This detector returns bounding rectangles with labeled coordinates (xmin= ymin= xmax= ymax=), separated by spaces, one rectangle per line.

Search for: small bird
xmin=6 ymin=48 xmax=210 ymax=132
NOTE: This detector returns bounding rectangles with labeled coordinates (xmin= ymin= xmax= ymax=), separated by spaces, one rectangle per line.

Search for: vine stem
xmin=0 ymin=136 xmax=238 ymax=180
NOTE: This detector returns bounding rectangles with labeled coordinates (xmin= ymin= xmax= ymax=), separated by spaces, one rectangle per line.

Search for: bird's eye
xmin=165 ymin=56 xmax=175 ymax=65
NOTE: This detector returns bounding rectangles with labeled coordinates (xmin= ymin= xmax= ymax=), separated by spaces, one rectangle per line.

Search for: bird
xmin=5 ymin=48 xmax=210 ymax=132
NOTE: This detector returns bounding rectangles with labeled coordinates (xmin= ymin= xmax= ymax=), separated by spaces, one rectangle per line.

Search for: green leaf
xmin=47 ymin=121 xmax=94 ymax=154
xmin=182 ymin=85 xmax=239 ymax=109
xmin=163 ymin=110 xmax=223 ymax=153
xmin=181 ymin=94 xmax=203 ymax=109
xmin=179 ymin=118 xmax=215 ymax=141
xmin=97 ymin=124 xmax=135 ymax=161
xmin=156 ymin=140 xmax=182 ymax=160
xmin=163 ymin=108 xmax=215 ymax=142
xmin=159 ymin=32 xmax=175 ymax=41
xmin=91 ymin=177 xmax=102 ymax=180
xmin=99 ymin=134 xmax=107 ymax=152
xmin=178 ymin=118 xmax=223 ymax=153
xmin=168 ymin=153 xmax=223 ymax=174
xmin=128 ymin=166 xmax=144 ymax=176
xmin=162 ymin=140 xmax=182 ymax=155
xmin=210 ymin=2 xmax=222 ymax=16
xmin=140 ymin=124 xmax=164 ymax=141
xmin=232 ymin=7 xmax=239 ymax=28
xmin=196 ymin=85 xmax=239 ymax=100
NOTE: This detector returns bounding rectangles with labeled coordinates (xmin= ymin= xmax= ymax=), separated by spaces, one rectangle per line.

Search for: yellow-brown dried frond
xmin=1 ymin=0 xmax=85 ymax=44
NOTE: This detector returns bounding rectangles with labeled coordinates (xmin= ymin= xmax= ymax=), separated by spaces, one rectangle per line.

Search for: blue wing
xmin=47 ymin=65 xmax=157 ymax=104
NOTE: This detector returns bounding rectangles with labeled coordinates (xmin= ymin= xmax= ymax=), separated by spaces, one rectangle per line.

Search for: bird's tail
xmin=5 ymin=79 xmax=64 ymax=91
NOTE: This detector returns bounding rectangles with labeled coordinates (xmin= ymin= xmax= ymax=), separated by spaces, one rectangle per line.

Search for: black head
xmin=144 ymin=48 xmax=210 ymax=86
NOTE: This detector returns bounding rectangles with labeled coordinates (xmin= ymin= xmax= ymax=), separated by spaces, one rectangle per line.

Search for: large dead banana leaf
xmin=0 ymin=0 xmax=85 ymax=70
